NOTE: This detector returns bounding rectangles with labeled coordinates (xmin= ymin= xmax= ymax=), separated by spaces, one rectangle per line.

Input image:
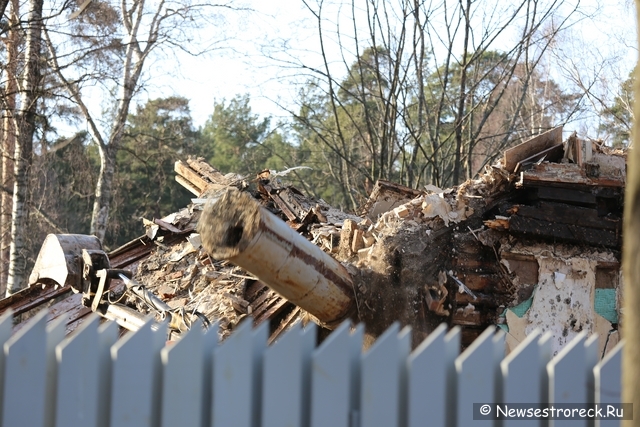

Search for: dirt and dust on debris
xmin=116 ymin=126 xmax=625 ymax=354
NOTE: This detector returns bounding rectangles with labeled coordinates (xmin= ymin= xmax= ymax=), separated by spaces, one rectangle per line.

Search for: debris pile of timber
xmin=9 ymin=127 xmax=626 ymax=356
xmin=336 ymin=127 xmax=624 ymax=352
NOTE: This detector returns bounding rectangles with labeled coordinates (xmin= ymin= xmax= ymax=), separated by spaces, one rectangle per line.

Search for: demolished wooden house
xmin=1 ymin=126 xmax=625 ymax=356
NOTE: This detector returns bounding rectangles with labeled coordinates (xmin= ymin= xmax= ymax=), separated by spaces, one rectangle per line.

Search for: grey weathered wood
xmin=444 ymin=327 xmax=461 ymax=427
xmin=160 ymin=321 xmax=204 ymax=427
xmin=408 ymin=323 xmax=448 ymax=427
xmin=547 ymin=332 xmax=590 ymax=427
xmin=455 ymin=327 xmax=504 ymax=427
xmin=501 ymin=330 xmax=548 ymax=427
xmin=0 ymin=309 xmax=13 ymax=422
xmin=360 ymin=323 xmax=411 ymax=427
xmin=109 ymin=319 xmax=163 ymax=427
xmin=585 ymin=334 xmax=599 ymax=408
xmin=350 ymin=324 xmax=365 ymax=427
xmin=310 ymin=322 xmax=353 ymax=427
xmin=262 ymin=322 xmax=317 ymax=427
xmin=301 ymin=323 xmax=317 ymax=426
xmin=538 ymin=332 xmax=553 ymax=404
xmin=44 ymin=316 xmax=67 ymax=427
xmin=594 ymin=341 xmax=623 ymax=427
xmin=200 ymin=321 xmax=218 ymax=427
xmin=0 ymin=317 xmax=628 ymax=427
xmin=503 ymin=126 xmax=563 ymax=172
xmin=2 ymin=310 xmax=48 ymax=427
xmin=212 ymin=318 xmax=267 ymax=427
xmin=54 ymin=314 xmax=101 ymax=427
xmin=251 ymin=322 xmax=268 ymax=427
xmin=96 ymin=321 xmax=118 ymax=427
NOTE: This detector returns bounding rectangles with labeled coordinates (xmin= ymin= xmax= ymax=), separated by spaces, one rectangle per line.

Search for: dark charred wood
xmin=509 ymin=215 xmax=620 ymax=248
xmin=513 ymin=202 xmax=621 ymax=231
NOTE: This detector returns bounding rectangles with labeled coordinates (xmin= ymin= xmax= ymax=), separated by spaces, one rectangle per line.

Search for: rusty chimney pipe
xmin=197 ymin=189 xmax=355 ymax=328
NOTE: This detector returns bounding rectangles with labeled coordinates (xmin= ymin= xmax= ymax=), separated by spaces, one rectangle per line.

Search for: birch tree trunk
xmin=6 ymin=0 xmax=42 ymax=295
xmin=0 ymin=0 xmax=19 ymax=295
xmin=89 ymin=34 xmax=144 ymax=241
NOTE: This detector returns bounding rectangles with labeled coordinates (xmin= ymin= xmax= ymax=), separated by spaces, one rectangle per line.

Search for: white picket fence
xmin=0 ymin=308 xmax=623 ymax=427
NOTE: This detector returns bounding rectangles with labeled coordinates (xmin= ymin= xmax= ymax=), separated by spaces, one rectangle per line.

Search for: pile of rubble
xmin=5 ymin=126 xmax=626 ymax=357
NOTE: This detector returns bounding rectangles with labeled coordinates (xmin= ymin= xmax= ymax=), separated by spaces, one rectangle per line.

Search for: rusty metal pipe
xmin=197 ymin=189 xmax=355 ymax=328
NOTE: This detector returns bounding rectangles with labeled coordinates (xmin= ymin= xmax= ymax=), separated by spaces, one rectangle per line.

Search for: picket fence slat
xmin=594 ymin=341 xmax=623 ymax=427
xmin=2 ymin=310 xmax=50 ymax=427
xmin=501 ymin=329 xmax=540 ymax=402
xmin=160 ymin=320 xmax=204 ymax=427
xmin=0 ymin=309 xmax=12 ymax=424
xmin=407 ymin=323 xmax=448 ymax=427
xmin=501 ymin=330 xmax=552 ymax=427
xmin=212 ymin=318 xmax=266 ymax=427
xmin=54 ymin=314 xmax=101 ymax=427
xmin=360 ymin=323 xmax=411 ymax=427
xmin=0 ymin=309 xmax=627 ymax=427
xmin=547 ymin=331 xmax=599 ymax=427
xmin=45 ymin=316 xmax=67 ymax=427
xmin=586 ymin=334 xmax=600 ymax=406
xmin=199 ymin=321 xmax=218 ymax=427
xmin=109 ymin=319 xmax=164 ymax=427
xmin=310 ymin=322 xmax=359 ymax=427
xmin=262 ymin=322 xmax=316 ymax=427
xmin=96 ymin=321 xmax=119 ymax=427
xmin=455 ymin=327 xmax=504 ymax=427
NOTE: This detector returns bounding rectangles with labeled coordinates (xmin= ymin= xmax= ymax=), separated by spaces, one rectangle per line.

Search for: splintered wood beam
xmin=186 ymin=158 xmax=226 ymax=184
xmin=175 ymin=161 xmax=208 ymax=195
xmin=175 ymin=175 xmax=201 ymax=196
xmin=509 ymin=216 xmax=620 ymax=248
xmin=503 ymin=126 xmax=563 ymax=172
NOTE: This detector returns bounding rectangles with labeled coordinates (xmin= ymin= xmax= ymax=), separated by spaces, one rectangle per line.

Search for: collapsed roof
xmin=3 ymin=126 xmax=625 ymax=355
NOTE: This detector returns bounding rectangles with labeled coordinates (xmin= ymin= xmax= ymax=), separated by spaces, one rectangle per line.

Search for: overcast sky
xmin=130 ymin=0 xmax=637 ymax=130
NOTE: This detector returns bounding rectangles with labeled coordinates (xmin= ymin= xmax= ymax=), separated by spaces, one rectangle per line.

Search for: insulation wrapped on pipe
xmin=197 ymin=189 xmax=356 ymax=328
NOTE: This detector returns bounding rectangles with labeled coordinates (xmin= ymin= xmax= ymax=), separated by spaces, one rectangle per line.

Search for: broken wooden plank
xmin=249 ymin=290 xmax=276 ymax=313
xmin=278 ymin=188 xmax=314 ymax=220
xmin=338 ymin=219 xmax=357 ymax=259
xmin=509 ymin=216 xmax=620 ymax=248
xmin=452 ymin=308 xmax=484 ymax=326
xmin=454 ymin=291 xmax=500 ymax=307
xmin=268 ymin=306 xmax=301 ymax=345
xmin=270 ymin=192 xmax=299 ymax=222
xmin=244 ymin=280 xmax=266 ymax=302
xmin=175 ymin=160 xmax=209 ymax=195
xmin=513 ymin=143 xmax=564 ymax=173
xmin=458 ymin=274 xmax=505 ymax=292
xmin=521 ymin=162 xmax=625 ymax=188
xmin=254 ymin=298 xmax=290 ymax=325
xmin=185 ymin=157 xmax=226 ymax=184
xmin=175 ymin=175 xmax=201 ymax=196
xmin=154 ymin=218 xmax=183 ymax=234
xmin=224 ymin=292 xmax=250 ymax=314
xmin=503 ymin=126 xmax=563 ymax=172
xmin=361 ymin=179 xmax=423 ymax=219
xmin=0 ymin=285 xmax=71 ymax=317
